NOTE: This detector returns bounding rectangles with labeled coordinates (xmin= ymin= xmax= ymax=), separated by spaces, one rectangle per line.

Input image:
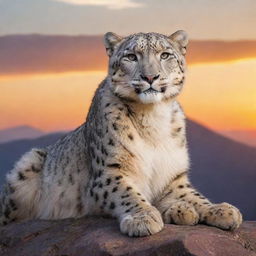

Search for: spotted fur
xmin=0 ymin=31 xmax=242 ymax=236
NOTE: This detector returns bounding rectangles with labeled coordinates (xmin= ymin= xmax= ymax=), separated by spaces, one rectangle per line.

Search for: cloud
xmin=0 ymin=35 xmax=256 ymax=76
xmin=53 ymin=0 xmax=144 ymax=9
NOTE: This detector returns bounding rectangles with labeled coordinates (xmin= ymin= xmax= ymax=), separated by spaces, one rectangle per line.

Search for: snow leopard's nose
xmin=140 ymin=74 xmax=160 ymax=84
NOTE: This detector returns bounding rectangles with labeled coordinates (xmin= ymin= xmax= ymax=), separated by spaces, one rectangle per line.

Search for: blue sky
xmin=0 ymin=0 xmax=256 ymax=39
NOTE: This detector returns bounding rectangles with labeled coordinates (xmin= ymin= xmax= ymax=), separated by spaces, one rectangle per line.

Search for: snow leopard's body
xmin=0 ymin=31 xmax=242 ymax=236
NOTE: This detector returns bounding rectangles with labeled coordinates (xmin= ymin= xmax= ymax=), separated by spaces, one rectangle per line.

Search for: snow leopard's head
xmin=104 ymin=31 xmax=188 ymax=104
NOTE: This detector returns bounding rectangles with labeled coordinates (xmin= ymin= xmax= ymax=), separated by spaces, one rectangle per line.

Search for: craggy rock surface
xmin=0 ymin=217 xmax=255 ymax=256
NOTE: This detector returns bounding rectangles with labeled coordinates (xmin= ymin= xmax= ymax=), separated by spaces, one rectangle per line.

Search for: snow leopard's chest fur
xmin=120 ymin=101 xmax=189 ymax=202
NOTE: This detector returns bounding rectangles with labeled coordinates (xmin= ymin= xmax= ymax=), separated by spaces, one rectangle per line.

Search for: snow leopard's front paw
xmin=162 ymin=201 xmax=199 ymax=225
xmin=120 ymin=206 xmax=164 ymax=237
xmin=203 ymin=202 xmax=243 ymax=230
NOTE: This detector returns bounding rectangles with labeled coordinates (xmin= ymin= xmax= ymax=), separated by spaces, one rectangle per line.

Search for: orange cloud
xmin=0 ymin=35 xmax=256 ymax=75
xmin=187 ymin=41 xmax=256 ymax=64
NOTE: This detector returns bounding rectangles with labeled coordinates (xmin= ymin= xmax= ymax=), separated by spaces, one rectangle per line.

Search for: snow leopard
xmin=0 ymin=30 xmax=242 ymax=237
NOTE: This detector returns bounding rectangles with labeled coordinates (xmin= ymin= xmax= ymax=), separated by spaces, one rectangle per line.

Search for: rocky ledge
xmin=0 ymin=217 xmax=255 ymax=256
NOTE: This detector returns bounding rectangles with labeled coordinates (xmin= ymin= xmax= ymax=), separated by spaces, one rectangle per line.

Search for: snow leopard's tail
xmin=0 ymin=148 xmax=47 ymax=225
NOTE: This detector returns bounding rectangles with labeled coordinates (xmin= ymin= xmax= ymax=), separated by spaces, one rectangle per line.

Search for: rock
xmin=0 ymin=217 xmax=255 ymax=256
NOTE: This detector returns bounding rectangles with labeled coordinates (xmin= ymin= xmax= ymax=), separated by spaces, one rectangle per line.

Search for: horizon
xmin=1 ymin=117 xmax=256 ymax=149
xmin=2 ymin=115 xmax=256 ymax=132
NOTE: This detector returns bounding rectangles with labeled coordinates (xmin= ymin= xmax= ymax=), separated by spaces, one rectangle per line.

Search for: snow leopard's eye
xmin=127 ymin=54 xmax=137 ymax=61
xmin=160 ymin=52 xmax=173 ymax=60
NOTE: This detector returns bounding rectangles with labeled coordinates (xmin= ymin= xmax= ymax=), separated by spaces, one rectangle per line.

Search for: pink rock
xmin=0 ymin=218 xmax=255 ymax=256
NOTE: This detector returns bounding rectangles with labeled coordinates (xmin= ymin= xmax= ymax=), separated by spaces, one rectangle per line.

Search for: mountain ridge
xmin=217 ymin=130 xmax=256 ymax=147
xmin=0 ymin=125 xmax=44 ymax=143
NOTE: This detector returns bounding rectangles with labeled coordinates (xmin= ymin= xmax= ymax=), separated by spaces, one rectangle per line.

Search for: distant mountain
xmin=0 ymin=120 xmax=255 ymax=220
xmin=0 ymin=125 xmax=44 ymax=143
xmin=0 ymin=34 xmax=256 ymax=75
xmin=217 ymin=130 xmax=256 ymax=147
xmin=187 ymin=120 xmax=256 ymax=221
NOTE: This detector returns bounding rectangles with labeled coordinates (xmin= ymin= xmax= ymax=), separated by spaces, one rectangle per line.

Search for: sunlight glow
xmin=0 ymin=59 xmax=256 ymax=132
xmin=180 ymin=59 xmax=256 ymax=130
xmin=0 ymin=72 xmax=105 ymax=132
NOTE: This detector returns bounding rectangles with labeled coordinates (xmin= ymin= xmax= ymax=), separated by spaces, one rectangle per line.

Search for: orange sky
xmin=181 ymin=59 xmax=256 ymax=130
xmin=0 ymin=59 xmax=256 ymax=132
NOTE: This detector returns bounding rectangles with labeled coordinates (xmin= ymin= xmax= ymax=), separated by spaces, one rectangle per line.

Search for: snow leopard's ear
xmin=168 ymin=30 xmax=188 ymax=55
xmin=104 ymin=32 xmax=123 ymax=57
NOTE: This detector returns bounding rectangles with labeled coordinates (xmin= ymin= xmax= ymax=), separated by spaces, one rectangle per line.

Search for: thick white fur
xmin=123 ymin=100 xmax=189 ymax=201
xmin=6 ymin=149 xmax=43 ymax=219
xmin=138 ymin=92 xmax=163 ymax=104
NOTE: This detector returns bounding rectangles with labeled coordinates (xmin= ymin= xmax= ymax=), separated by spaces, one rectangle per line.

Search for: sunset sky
xmin=0 ymin=0 xmax=255 ymax=134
